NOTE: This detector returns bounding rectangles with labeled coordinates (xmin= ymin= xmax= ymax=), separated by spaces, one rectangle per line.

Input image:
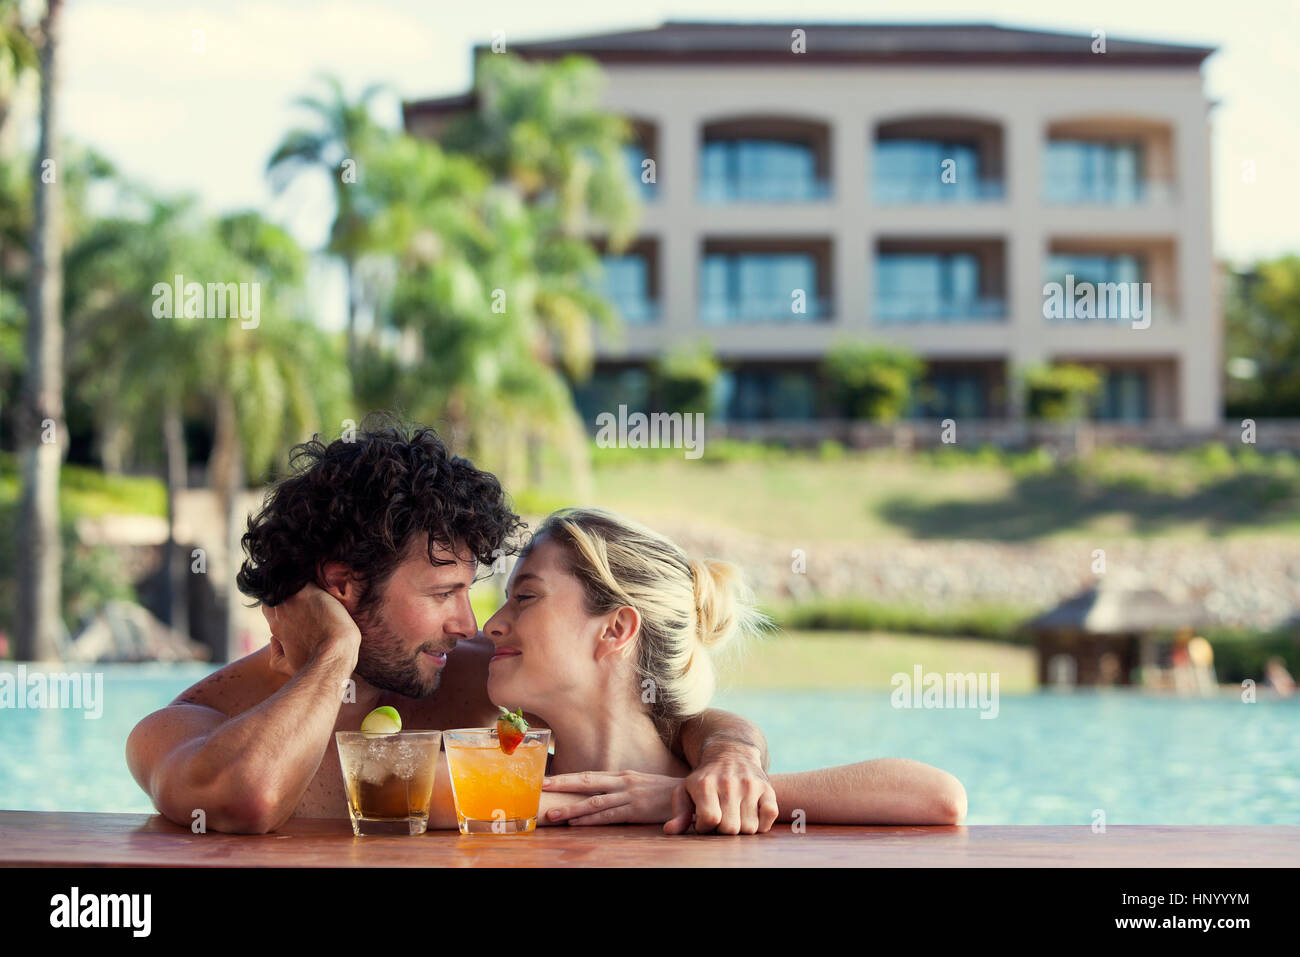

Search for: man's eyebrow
xmin=427 ymin=580 xmax=470 ymax=591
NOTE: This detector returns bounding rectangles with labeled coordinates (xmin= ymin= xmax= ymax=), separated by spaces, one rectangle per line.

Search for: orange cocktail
xmin=443 ymin=728 xmax=551 ymax=834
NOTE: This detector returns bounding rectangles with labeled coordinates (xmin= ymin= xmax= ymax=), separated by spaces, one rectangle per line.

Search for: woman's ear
xmin=596 ymin=606 xmax=640 ymax=662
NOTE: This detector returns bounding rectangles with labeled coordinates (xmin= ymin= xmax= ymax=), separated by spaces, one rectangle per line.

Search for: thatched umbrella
xmin=1027 ymin=578 xmax=1208 ymax=687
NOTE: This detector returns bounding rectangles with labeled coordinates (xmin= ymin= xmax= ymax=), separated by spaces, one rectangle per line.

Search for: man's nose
xmin=448 ymin=593 xmax=478 ymax=640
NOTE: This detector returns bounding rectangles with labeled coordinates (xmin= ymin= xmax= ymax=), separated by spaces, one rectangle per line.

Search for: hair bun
xmin=691 ymin=558 xmax=762 ymax=651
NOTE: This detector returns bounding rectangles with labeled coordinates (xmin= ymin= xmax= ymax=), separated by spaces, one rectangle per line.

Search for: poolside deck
xmin=1 ymin=811 xmax=1295 ymax=866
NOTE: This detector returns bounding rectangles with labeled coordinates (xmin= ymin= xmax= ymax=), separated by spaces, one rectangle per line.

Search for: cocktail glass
xmin=443 ymin=728 xmax=552 ymax=834
xmin=335 ymin=730 xmax=442 ymax=836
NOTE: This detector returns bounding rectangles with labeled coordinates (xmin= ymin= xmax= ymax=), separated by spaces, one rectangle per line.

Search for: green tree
xmin=823 ymin=340 xmax=924 ymax=422
xmin=0 ymin=0 xmax=37 ymax=143
xmin=359 ymin=132 xmax=587 ymax=493
xmin=203 ymin=210 xmax=351 ymax=658
xmin=1225 ymin=256 xmax=1300 ymax=417
xmin=1022 ymin=363 xmax=1103 ymax=421
xmin=443 ymin=53 xmax=637 ymax=382
xmin=653 ymin=341 xmax=720 ymax=415
xmin=267 ymin=74 xmax=386 ymax=365
xmin=15 ymin=0 xmax=65 ymax=661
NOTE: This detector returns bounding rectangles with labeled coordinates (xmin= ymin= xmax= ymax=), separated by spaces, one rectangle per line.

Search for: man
xmin=126 ymin=420 xmax=777 ymax=834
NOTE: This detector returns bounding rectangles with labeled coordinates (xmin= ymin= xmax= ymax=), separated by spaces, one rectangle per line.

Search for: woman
xmin=431 ymin=505 xmax=966 ymax=830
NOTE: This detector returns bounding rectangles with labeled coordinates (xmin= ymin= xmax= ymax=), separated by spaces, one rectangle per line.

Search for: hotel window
xmin=876 ymin=252 xmax=1003 ymax=322
xmin=622 ymin=144 xmax=657 ymax=201
xmin=598 ymin=253 xmax=657 ymax=324
xmin=701 ymin=252 xmax=826 ymax=323
xmin=1044 ymin=140 xmax=1143 ymax=204
xmin=572 ymin=367 xmax=651 ymax=425
xmin=915 ymin=370 xmax=988 ymax=419
xmin=1095 ymin=369 xmax=1149 ymax=422
xmin=874 ymin=139 xmax=1002 ymax=203
xmin=700 ymin=139 xmax=828 ymax=202
xmin=715 ymin=369 xmax=817 ymax=421
xmin=1044 ymin=253 xmax=1144 ymax=322
xmin=1046 ymin=252 xmax=1142 ymax=287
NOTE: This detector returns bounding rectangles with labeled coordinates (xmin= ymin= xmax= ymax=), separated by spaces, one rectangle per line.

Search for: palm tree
xmin=66 ymin=191 xmax=212 ymax=635
xmin=0 ymin=0 xmax=36 ymax=145
xmin=443 ymin=54 xmax=638 ymax=383
xmin=267 ymin=74 xmax=386 ymax=366
xmin=203 ymin=211 xmax=352 ymax=660
xmin=15 ymin=0 xmax=64 ymax=662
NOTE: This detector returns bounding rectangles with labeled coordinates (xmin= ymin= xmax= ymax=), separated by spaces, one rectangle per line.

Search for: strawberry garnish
xmin=496 ymin=706 xmax=529 ymax=755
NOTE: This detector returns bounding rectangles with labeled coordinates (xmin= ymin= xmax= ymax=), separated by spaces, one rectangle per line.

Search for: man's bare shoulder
xmin=172 ymin=645 xmax=284 ymax=718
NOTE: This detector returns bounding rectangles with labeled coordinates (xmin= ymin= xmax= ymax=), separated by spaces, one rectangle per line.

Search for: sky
xmin=20 ymin=0 xmax=1299 ymax=331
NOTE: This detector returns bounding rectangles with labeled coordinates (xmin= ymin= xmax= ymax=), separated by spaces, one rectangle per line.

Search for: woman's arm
xmin=770 ymin=758 xmax=967 ymax=826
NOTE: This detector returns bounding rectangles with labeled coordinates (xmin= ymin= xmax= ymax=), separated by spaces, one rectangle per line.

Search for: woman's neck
xmin=542 ymin=695 xmax=688 ymax=777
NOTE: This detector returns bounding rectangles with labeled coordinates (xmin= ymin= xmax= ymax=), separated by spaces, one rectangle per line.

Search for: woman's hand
xmin=540 ymin=770 xmax=686 ymax=828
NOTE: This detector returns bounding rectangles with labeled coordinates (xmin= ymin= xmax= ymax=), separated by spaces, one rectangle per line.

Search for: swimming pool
xmin=2 ymin=664 xmax=1297 ymax=825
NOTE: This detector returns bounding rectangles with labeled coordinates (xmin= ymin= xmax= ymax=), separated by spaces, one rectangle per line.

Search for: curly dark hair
xmin=236 ymin=415 xmax=527 ymax=606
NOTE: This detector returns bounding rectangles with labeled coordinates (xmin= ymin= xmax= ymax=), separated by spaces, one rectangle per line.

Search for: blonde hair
xmin=523 ymin=506 xmax=769 ymax=725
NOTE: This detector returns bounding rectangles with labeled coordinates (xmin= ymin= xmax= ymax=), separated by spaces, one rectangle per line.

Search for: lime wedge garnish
xmin=361 ymin=705 xmax=402 ymax=735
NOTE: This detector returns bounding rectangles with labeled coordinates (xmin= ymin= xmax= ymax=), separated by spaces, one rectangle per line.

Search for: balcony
xmin=701 ymin=240 xmax=833 ymax=324
xmin=700 ymin=117 xmax=831 ymax=203
xmin=874 ymin=117 xmax=1005 ymax=205
xmin=874 ymin=239 xmax=1008 ymax=324
xmin=1044 ymin=240 xmax=1177 ymax=325
xmin=1043 ymin=119 xmax=1176 ymax=206
xmin=595 ymin=240 xmax=660 ymax=325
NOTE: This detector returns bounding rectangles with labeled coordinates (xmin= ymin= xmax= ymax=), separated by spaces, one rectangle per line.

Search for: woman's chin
xmin=486 ymin=671 xmax=522 ymax=710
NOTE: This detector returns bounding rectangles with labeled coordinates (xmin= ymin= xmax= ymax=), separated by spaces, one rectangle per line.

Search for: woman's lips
xmin=490 ymin=648 xmax=522 ymax=664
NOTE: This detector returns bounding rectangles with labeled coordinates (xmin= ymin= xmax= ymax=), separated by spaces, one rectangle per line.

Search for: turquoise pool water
xmin=1 ymin=664 xmax=1297 ymax=824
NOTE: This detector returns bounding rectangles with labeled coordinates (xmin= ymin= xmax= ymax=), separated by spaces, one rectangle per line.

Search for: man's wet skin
xmin=146 ymin=536 xmax=502 ymax=819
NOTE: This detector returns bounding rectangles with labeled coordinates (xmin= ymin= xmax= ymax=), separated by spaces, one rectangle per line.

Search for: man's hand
xmin=664 ymin=743 xmax=779 ymax=835
xmin=541 ymin=771 xmax=681 ymax=826
xmin=262 ymin=583 xmax=361 ymax=678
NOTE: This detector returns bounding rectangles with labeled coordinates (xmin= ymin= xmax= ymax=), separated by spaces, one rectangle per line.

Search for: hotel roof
xmin=406 ymin=21 xmax=1216 ymax=121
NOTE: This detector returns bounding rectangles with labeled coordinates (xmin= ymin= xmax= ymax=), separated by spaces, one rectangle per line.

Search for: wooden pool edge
xmin=1 ymin=812 xmax=1297 ymax=867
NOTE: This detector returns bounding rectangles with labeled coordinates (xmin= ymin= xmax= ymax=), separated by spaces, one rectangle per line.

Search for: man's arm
xmin=125 ymin=586 xmax=361 ymax=833
xmin=673 ymin=707 xmax=769 ymax=771
xmin=126 ymin=640 xmax=357 ymax=833
xmin=664 ymin=708 xmax=778 ymax=835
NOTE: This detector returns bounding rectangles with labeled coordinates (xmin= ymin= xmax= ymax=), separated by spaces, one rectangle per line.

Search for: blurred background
xmin=1 ymin=0 xmax=1297 ymax=823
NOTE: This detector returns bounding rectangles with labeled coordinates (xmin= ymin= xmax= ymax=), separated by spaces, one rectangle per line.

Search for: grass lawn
xmin=0 ymin=457 xmax=166 ymax=518
xmin=564 ymin=445 xmax=1300 ymax=543
xmin=716 ymin=630 xmax=1036 ymax=693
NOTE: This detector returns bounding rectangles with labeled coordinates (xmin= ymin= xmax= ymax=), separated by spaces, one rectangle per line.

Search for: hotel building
xmin=405 ymin=21 xmax=1220 ymax=426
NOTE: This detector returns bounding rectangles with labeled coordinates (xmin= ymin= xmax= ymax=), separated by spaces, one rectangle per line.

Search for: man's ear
xmin=595 ymin=606 xmax=640 ymax=662
xmin=318 ymin=561 xmax=361 ymax=613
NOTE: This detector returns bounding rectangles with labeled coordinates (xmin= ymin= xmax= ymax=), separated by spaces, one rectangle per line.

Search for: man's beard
xmin=353 ymin=593 xmax=442 ymax=699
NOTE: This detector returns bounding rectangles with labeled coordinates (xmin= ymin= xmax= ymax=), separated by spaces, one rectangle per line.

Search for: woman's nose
xmin=483 ymin=609 xmax=508 ymax=639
